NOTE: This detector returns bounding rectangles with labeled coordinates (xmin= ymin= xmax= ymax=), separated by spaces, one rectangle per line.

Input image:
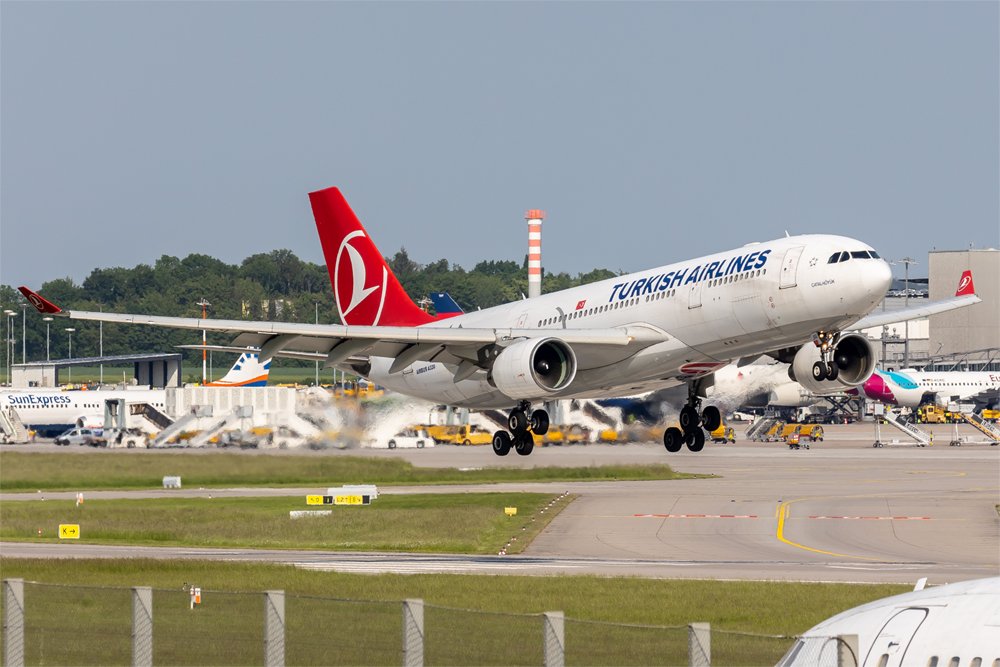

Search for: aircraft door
xmin=863 ymin=607 xmax=928 ymax=667
xmin=779 ymin=246 xmax=805 ymax=289
xmin=687 ymin=280 xmax=703 ymax=309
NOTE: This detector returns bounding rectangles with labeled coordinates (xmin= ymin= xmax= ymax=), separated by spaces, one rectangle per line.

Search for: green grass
xmin=0 ymin=493 xmax=571 ymax=554
xmin=0 ymin=451 xmax=702 ymax=491
xmin=0 ymin=558 xmax=909 ymax=666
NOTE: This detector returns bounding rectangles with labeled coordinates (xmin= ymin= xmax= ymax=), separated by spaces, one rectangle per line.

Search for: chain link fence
xmin=2 ymin=578 xmax=858 ymax=666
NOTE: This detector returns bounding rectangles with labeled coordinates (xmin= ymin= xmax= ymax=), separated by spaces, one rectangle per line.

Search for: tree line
xmin=1 ymin=249 xmax=619 ymax=369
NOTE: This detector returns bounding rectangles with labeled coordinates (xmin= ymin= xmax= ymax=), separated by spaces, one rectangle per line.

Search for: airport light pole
xmin=197 ymin=299 xmax=210 ymax=384
xmin=3 ymin=309 xmax=13 ymax=386
xmin=43 ymin=317 xmax=53 ymax=361
xmin=20 ymin=303 xmax=28 ymax=364
xmin=315 ymin=302 xmax=320 ymax=386
xmin=65 ymin=327 xmax=75 ymax=384
xmin=5 ymin=310 xmax=16 ymax=386
xmin=898 ymin=257 xmax=917 ymax=367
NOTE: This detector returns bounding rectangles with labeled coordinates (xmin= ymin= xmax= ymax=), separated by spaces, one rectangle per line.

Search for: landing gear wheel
xmin=508 ymin=410 xmax=528 ymax=434
xmin=663 ymin=427 xmax=683 ymax=453
xmin=679 ymin=405 xmax=700 ymax=432
xmin=686 ymin=428 xmax=705 ymax=452
xmin=812 ymin=361 xmax=828 ymax=381
xmin=701 ymin=406 xmax=722 ymax=432
xmin=513 ymin=432 xmax=534 ymax=456
xmin=826 ymin=363 xmax=839 ymax=381
xmin=530 ymin=410 xmax=550 ymax=436
xmin=492 ymin=430 xmax=512 ymax=456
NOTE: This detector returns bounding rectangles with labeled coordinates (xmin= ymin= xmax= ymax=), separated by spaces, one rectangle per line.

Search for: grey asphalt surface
xmin=2 ymin=422 xmax=998 ymax=584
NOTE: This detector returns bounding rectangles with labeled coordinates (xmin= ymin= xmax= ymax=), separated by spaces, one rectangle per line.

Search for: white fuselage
xmin=781 ymin=577 xmax=1000 ymax=666
xmin=367 ymin=234 xmax=892 ymax=408
xmin=0 ymin=388 xmax=167 ymax=435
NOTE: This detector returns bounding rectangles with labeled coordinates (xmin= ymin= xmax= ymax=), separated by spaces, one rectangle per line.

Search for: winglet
xmin=954 ymin=270 xmax=975 ymax=297
xmin=18 ymin=287 xmax=63 ymax=314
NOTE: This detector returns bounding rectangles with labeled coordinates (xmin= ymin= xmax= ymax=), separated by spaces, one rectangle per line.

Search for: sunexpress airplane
xmin=0 ymin=352 xmax=270 ymax=436
xmin=20 ymin=186 xmax=980 ymax=456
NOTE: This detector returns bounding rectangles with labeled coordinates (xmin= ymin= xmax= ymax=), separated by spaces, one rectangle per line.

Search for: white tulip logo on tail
xmin=335 ymin=230 xmax=388 ymax=325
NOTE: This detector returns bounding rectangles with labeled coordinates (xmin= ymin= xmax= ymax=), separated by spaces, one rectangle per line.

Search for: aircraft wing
xmin=850 ymin=294 xmax=981 ymax=331
xmin=19 ymin=287 xmax=667 ymax=372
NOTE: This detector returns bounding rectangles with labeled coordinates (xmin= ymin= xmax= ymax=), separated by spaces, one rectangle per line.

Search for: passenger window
xmin=970 ymin=658 xmax=981 ymax=667
xmin=948 ymin=658 xmax=959 ymax=667
xmin=877 ymin=655 xmax=889 ymax=667
xmin=927 ymin=658 xmax=938 ymax=667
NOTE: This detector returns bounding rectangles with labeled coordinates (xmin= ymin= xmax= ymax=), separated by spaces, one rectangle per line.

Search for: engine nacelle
xmin=490 ymin=337 xmax=577 ymax=400
xmin=789 ymin=333 xmax=876 ymax=393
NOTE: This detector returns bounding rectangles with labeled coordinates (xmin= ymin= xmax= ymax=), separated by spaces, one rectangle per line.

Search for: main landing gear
xmin=662 ymin=384 xmax=721 ymax=454
xmin=492 ymin=401 xmax=549 ymax=457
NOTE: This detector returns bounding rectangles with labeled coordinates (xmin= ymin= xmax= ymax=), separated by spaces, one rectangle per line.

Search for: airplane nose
xmin=873 ymin=259 xmax=892 ymax=294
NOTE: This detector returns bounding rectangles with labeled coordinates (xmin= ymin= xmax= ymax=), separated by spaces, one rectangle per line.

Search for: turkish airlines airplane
xmin=857 ymin=367 xmax=1000 ymax=410
xmin=0 ymin=351 xmax=270 ymax=436
xmin=19 ymin=186 xmax=980 ymax=456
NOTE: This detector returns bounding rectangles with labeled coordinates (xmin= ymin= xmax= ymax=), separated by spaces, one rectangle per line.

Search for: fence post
xmin=3 ymin=579 xmax=25 ymax=667
xmin=131 ymin=586 xmax=153 ymax=667
xmin=837 ymin=634 xmax=859 ymax=667
xmin=402 ymin=599 xmax=424 ymax=667
xmin=688 ymin=622 xmax=710 ymax=667
xmin=264 ymin=590 xmax=285 ymax=667
xmin=543 ymin=611 xmax=565 ymax=667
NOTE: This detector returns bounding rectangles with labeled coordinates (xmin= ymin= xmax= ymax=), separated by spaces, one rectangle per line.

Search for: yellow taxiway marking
xmin=775 ymin=501 xmax=882 ymax=562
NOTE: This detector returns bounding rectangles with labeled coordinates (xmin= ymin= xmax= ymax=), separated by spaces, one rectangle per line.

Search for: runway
xmin=2 ymin=423 xmax=998 ymax=584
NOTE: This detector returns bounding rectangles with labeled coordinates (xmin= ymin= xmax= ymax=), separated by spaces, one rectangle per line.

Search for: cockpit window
xmin=869 ymin=250 xmax=880 ymax=259
xmin=828 ymin=253 xmax=840 ymax=264
xmin=840 ymin=251 xmax=850 ymax=262
xmin=850 ymin=251 xmax=870 ymax=259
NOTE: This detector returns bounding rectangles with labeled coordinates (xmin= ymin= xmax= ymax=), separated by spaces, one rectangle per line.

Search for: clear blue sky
xmin=2 ymin=1 xmax=997 ymax=289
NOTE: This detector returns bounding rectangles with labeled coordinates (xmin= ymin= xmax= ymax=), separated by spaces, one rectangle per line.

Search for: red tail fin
xmin=309 ymin=187 xmax=433 ymax=326
xmin=954 ymin=270 xmax=975 ymax=297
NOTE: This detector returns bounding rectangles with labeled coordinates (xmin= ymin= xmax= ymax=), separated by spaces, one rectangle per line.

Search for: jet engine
xmin=490 ymin=337 xmax=577 ymax=400
xmin=788 ymin=333 xmax=876 ymax=393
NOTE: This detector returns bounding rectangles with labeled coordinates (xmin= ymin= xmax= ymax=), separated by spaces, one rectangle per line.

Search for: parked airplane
xmin=19 ymin=186 xmax=980 ymax=456
xmin=856 ymin=367 xmax=1000 ymax=410
xmin=0 ymin=351 xmax=270 ymax=436
xmin=779 ymin=577 xmax=1000 ymax=667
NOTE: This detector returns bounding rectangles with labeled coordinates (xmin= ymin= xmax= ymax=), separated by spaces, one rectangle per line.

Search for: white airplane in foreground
xmin=0 ymin=352 xmax=270 ymax=436
xmin=19 ymin=186 xmax=981 ymax=456
xmin=779 ymin=577 xmax=1000 ymax=667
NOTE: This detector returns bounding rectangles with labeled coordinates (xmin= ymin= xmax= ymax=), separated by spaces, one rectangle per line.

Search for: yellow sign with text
xmin=504 ymin=507 xmax=518 ymax=516
xmin=59 ymin=524 xmax=80 ymax=539
xmin=306 ymin=495 xmax=325 ymax=505
xmin=335 ymin=495 xmax=365 ymax=506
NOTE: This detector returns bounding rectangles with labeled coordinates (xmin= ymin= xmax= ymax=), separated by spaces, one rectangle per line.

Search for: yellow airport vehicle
xmin=786 ymin=432 xmax=810 ymax=450
xmin=982 ymin=409 xmax=1000 ymax=423
xmin=917 ymin=405 xmax=962 ymax=424
xmin=598 ymin=428 xmax=619 ymax=443
xmin=797 ymin=425 xmax=825 ymax=442
xmin=424 ymin=424 xmax=493 ymax=445
xmin=710 ymin=424 xmax=736 ymax=443
xmin=779 ymin=423 xmax=802 ymax=440
xmin=762 ymin=421 xmax=786 ymax=442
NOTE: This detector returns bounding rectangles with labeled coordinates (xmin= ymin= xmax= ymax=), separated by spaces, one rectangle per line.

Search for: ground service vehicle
xmin=386 ymin=428 xmax=431 ymax=449
xmin=710 ymin=424 xmax=736 ymax=443
xmin=54 ymin=427 xmax=106 ymax=447
xmin=426 ymin=424 xmax=492 ymax=445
